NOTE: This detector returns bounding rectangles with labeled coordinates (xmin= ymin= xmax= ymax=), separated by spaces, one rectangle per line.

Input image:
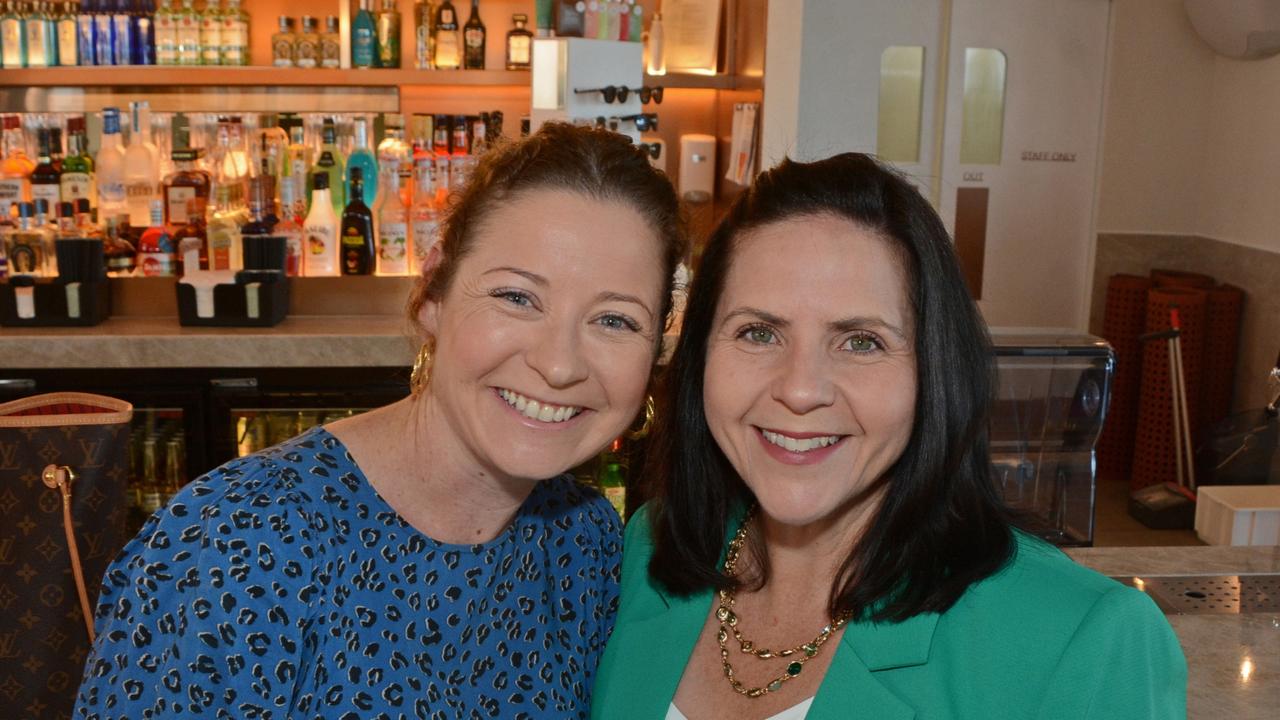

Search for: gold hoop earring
xmin=410 ymin=340 xmax=435 ymax=395
xmin=627 ymin=395 xmax=655 ymax=440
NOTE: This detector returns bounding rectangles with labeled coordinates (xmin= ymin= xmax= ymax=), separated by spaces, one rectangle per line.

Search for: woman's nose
xmin=771 ymin=347 xmax=836 ymax=415
xmin=525 ymin=320 xmax=591 ymax=388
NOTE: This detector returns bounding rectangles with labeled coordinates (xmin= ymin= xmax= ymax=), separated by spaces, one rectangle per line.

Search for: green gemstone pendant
xmin=803 ymin=644 xmax=817 ymax=658
xmin=767 ymin=680 xmax=783 ymax=692
xmin=787 ymin=662 xmax=803 ymax=677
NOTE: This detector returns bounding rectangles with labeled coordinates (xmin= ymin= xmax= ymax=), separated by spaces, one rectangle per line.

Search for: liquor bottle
xmin=505 ymin=13 xmax=530 ymax=70
xmin=462 ymin=0 xmax=483 ymax=69
xmin=174 ymin=0 xmax=196 ymax=64
xmin=153 ymin=0 xmax=175 ymax=63
xmin=377 ymin=114 xmax=410 ymax=176
xmin=376 ymin=0 xmax=399 ymax=68
xmin=278 ymin=117 xmax=308 ymax=223
xmin=162 ymin=146 xmax=208 ymax=227
xmin=3 ymin=202 xmax=55 ymax=275
xmin=375 ymin=167 xmax=409 ymax=276
xmin=75 ymin=0 xmax=95 ymax=65
xmin=308 ymin=118 xmax=344 ymax=214
xmin=628 ymin=0 xmax=642 ymax=43
xmin=554 ymin=0 xmax=582 ymax=37
xmin=59 ymin=116 xmax=95 ymax=212
xmin=140 ymin=437 xmax=162 ymax=515
xmin=413 ymin=0 xmax=433 ymax=70
xmin=294 ymin=15 xmax=317 ymax=68
xmin=346 ymin=116 xmax=378 ymax=208
xmin=646 ymin=11 xmax=664 ymax=74
xmin=24 ymin=0 xmax=53 ymax=67
xmin=270 ymin=15 xmax=292 ymax=67
xmin=219 ymin=0 xmax=245 ymax=65
xmin=409 ymin=155 xmax=438 ymax=273
xmin=30 ymin=128 xmax=61 ymax=217
xmin=110 ymin=0 xmax=134 ymax=65
xmin=596 ymin=437 xmax=627 ymax=518
xmin=56 ymin=0 xmax=77 ymax=65
xmin=0 ymin=115 xmax=34 ymax=217
xmin=320 ymin=16 xmax=339 ymax=68
xmin=198 ymin=0 xmax=219 ymax=65
xmin=351 ymin=0 xmax=376 ymax=68
xmin=48 ymin=125 xmax=64 ymax=173
xmin=56 ymin=200 xmax=76 ymax=236
xmin=340 ymin=167 xmax=374 ymax=275
xmin=431 ymin=113 xmax=451 ymax=206
xmin=0 ymin=1 xmax=25 ymax=69
xmin=136 ymin=198 xmax=176 ymax=275
xmin=123 ymin=101 xmax=160 ymax=227
xmin=432 ymin=0 xmax=459 ymax=70
xmin=240 ymin=175 xmax=275 ymax=236
xmin=94 ymin=108 xmax=125 ymax=219
xmin=171 ymin=196 xmax=204 ymax=271
xmin=449 ymin=114 xmax=472 ymax=192
xmin=254 ymin=113 xmax=287 ymax=185
xmin=92 ymin=0 xmax=113 ymax=64
xmin=303 ymin=171 xmax=338 ymax=276
xmin=73 ymin=198 xmax=98 ymax=236
xmin=163 ymin=437 xmax=185 ymax=501
xmin=134 ymin=0 xmax=155 ymax=64
xmin=206 ymin=116 xmax=248 ymax=270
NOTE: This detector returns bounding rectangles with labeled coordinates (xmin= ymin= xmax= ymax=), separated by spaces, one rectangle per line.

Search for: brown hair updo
xmin=406 ymin=122 xmax=685 ymax=345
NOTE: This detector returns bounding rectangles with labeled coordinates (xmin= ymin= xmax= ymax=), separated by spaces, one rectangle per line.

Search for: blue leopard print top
xmin=74 ymin=426 xmax=623 ymax=719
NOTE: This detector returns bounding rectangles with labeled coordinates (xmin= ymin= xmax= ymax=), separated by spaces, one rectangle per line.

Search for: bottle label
xmin=0 ymin=179 xmax=27 ymax=214
xmin=321 ymin=38 xmax=341 ymax=67
xmin=60 ymin=172 xmax=93 ymax=202
xmin=58 ymin=21 xmax=78 ymax=65
xmin=166 ymin=186 xmax=196 ymax=224
xmin=32 ymin=184 xmax=61 ymax=212
xmin=99 ymin=180 xmax=126 ymax=205
xmin=603 ymin=486 xmax=626 ymax=518
xmin=126 ymin=181 xmax=155 ymax=199
xmin=353 ymin=28 xmax=376 ymax=67
xmin=412 ymin=218 xmax=439 ymax=268
xmin=378 ymin=222 xmax=409 ymax=274
xmin=510 ymin=36 xmax=530 ymax=65
xmin=296 ymin=40 xmax=318 ymax=67
xmin=465 ymin=28 xmax=484 ymax=48
xmin=201 ymin=19 xmax=221 ymax=64
xmin=138 ymin=251 xmax=177 ymax=277
xmin=304 ymin=224 xmax=336 ymax=275
xmin=7 ymin=240 xmax=42 ymax=276
xmin=273 ymin=37 xmax=294 ymax=66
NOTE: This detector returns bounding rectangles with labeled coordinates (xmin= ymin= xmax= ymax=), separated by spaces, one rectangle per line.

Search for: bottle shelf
xmin=0 ymin=66 xmax=534 ymax=89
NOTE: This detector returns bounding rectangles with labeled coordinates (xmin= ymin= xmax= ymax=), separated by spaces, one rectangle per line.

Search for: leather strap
xmin=41 ymin=465 xmax=96 ymax=643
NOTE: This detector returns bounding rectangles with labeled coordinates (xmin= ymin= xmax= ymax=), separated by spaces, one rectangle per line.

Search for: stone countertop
xmin=1 ymin=316 xmax=419 ymax=368
xmin=1066 ymin=546 xmax=1280 ymax=719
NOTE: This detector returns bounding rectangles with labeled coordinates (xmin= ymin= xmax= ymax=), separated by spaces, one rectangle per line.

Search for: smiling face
xmin=703 ymin=213 xmax=918 ymax=529
xmin=420 ymin=188 xmax=665 ymax=484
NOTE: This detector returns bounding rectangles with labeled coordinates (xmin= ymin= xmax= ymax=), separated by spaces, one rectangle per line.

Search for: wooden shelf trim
xmin=1 ymin=67 xmax=535 ymax=88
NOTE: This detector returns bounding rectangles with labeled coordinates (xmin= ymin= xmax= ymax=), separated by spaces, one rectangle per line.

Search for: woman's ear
xmin=417 ymin=243 xmax=446 ymax=336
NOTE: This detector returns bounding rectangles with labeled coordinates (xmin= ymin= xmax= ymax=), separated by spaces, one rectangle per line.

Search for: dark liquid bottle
xmin=463 ymin=0 xmax=485 ymax=69
xmin=340 ymin=167 xmax=375 ymax=274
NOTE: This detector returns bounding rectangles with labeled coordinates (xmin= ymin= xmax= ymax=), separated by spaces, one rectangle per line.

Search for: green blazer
xmin=592 ymin=506 xmax=1186 ymax=719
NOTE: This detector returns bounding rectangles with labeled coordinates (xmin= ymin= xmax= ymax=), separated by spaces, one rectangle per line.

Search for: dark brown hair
xmin=407 ymin=122 xmax=685 ymax=342
xmin=647 ymin=153 xmax=1013 ymax=622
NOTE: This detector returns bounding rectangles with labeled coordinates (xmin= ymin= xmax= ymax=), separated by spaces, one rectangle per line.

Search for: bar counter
xmin=1067 ymin=545 xmax=1279 ymax=719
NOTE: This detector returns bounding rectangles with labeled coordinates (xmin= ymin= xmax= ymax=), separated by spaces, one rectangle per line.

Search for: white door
xmin=938 ymin=0 xmax=1111 ymax=329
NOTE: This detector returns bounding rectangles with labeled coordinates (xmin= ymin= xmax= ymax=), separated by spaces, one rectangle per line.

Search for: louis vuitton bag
xmin=0 ymin=393 xmax=132 ymax=720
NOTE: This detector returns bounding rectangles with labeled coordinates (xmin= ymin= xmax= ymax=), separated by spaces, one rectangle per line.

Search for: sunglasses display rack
xmin=530 ymin=37 xmax=645 ymax=145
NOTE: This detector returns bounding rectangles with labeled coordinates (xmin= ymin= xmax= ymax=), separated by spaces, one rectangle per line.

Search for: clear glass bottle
xmin=294 ymin=15 xmax=317 ymax=68
xmin=432 ymin=0 xmax=459 ymax=69
xmin=76 ymin=0 xmax=95 ymax=66
xmin=253 ymin=113 xmax=288 ymax=188
xmin=96 ymin=107 xmax=127 ymax=219
xmin=376 ymin=167 xmax=409 ymax=276
xmin=307 ymin=118 xmax=345 ymax=215
xmin=270 ymin=14 xmax=293 ymax=67
xmin=409 ymin=150 xmax=439 ymax=274
xmin=3 ymin=202 xmax=55 ymax=276
xmin=0 ymin=114 xmax=34 ymax=217
xmin=505 ymin=13 xmax=530 ymax=70
xmin=56 ymin=0 xmax=78 ymax=65
xmin=206 ymin=115 xmax=248 ymax=270
xmin=376 ymin=0 xmax=399 ymax=68
xmin=302 ymin=171 xmax=338 ymax=276
xmin=123 ymin=101 xmax=160 ymax=226
xmin=219 ymin=0 xmax=246 ymax=65
xmin=320 ymin=15 xmax=340 ymax=68
xmin=351 ymin=0 xmax=376 ymax=68
xmin=279 ymin=117 xmax=310 ymax=225
xmin=175 ymin=0 xmax=198 ymax=64
xmin=24 ymin=0 xmax=53 ymax=68
xmin=346 ymin=116 xmax=378 ymax=208
xmin=462 ymin=0 xmax=484 ymax=69
xmin=59 ymin=115 xmax=95 ymax=213
xmin=1 ymin=1 xmax=26 ymax=69
xmin=198 ymin=0 xmax=220 ymax=65
xmin=154 ymin=0 xmax=177 ymax=64
xmin=413 ymin=0 xmax=434 ymax=70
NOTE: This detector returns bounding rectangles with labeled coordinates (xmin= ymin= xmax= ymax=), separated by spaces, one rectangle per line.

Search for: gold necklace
xmin=716 ymin=509 xmax=852 ymax=698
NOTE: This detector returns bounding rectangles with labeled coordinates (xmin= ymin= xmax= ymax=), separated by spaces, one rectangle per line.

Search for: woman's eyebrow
xmin=829 ymin=316 xmax=908 ymax=341
xmin=483 ymin=266 xmax=548 ymax=285
xmin=598 ymin=291 xmax=654 ymax=317
xmin=720 ymin=307 xmax=789 ymax=329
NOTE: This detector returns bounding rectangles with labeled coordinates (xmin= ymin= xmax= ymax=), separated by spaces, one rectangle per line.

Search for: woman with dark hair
xmin=592 ymin=153 xmax=1184 ymax=719
xmin=75 ymin=123 xmax=685 ymax=719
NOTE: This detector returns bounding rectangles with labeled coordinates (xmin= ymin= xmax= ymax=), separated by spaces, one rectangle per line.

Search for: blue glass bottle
xmin=345 ymin=117 xmax=379 ymax=207
xmin=94 ymin=0 xmax=116 ymax=65
xmin=77 ymin=0 xmax=97 ymax=65
xmin=133 ymin=0 xmax=154 ymax=64
xmin=111 ymin=0 xmax=134 ymax=65
xmin=351 ymin=0 xmax=377 ymax=68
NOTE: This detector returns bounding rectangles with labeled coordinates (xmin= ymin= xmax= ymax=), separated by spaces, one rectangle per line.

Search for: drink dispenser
xmin=989 ymin=331 xmax=1115 ymax=546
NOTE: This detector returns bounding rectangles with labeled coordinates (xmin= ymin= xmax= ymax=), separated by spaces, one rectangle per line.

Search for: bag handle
xmin=41 ymin=465 xmax=96 ymax=643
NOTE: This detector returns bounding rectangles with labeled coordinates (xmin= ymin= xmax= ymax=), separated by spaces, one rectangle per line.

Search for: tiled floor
xmin=1093 ymin=477 xmax=1203 ymax=547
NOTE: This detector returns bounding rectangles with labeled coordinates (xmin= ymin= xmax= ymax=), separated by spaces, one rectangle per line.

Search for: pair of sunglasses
xmin=618 ymin=113 xmax=659 ymax=131
xmin=574 ymin=85 xmax=665 ymax=104
xmin=636 ymin=142 xmax=662 ymax=160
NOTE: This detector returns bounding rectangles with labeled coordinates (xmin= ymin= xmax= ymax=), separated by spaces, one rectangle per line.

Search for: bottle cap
xmin=18 ymin=202 xmax=33 ymax=218
xmin=278 ymin=15 xmax=292 ymax=30
xmin=35 ymin=198 xmax=49 ymax=215
xmin=76 ymin=198 xmax=91 ymax=213
xmin=59 ymin=201 xmax=74 ymax=218
xmin=302 ymin=16 xmax=317 ymax=32
xmin=326 ymin=15 xmax=339 ymax=32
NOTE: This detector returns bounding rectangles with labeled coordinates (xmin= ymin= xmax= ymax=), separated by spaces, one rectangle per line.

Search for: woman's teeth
xmin=498 ymin=389 xmax=582 ymax=423
xmin=761 ymin=429 xmax=841 ymax=453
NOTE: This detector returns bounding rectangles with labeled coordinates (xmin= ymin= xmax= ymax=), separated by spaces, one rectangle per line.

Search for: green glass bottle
xmin=307 ymin=118 xmax=346 ymax=215
xmin=597 ymin=437 xmax=627 ymax=519
xmin=59 ymin=116 xmax=96 ymax=214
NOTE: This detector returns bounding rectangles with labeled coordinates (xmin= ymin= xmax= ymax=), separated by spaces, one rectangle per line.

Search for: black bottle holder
xmin=175 ymin=275 xmax=291 ymax=327
xmin=0 ymin=278 xmax=112 ymax=327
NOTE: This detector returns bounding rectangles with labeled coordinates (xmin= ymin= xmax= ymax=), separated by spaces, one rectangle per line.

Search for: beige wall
xmin=1099 ymin=0 xmax=1280 ymax=255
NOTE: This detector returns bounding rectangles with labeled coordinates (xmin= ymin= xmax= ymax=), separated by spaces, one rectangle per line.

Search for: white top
xmin=666 ymin=697 xmax=814 ymax=720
